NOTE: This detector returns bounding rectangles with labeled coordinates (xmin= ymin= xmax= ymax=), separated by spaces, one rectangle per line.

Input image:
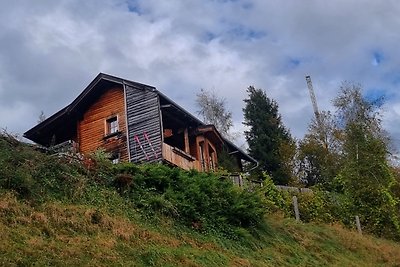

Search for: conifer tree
xmin=243 ymin=86 xmax=294 ymax=185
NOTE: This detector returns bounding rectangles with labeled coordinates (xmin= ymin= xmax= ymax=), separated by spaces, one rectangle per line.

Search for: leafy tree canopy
xmin=196 ymin=89 xmax=233 ymax=137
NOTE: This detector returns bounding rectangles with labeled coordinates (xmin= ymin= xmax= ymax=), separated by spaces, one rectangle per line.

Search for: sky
xmin=1 ymin=0 xmax=400 ymax=151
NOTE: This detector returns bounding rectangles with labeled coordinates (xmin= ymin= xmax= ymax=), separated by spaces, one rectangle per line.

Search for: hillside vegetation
xmin=1 ymin=133 xmax=400 ymax=266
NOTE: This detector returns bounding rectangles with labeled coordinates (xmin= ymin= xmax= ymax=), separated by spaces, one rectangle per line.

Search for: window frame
xmin=105 ymin=115 xmax=119 ymax=136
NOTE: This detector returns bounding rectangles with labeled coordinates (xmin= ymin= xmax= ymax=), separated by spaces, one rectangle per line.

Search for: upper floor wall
xmin=78 ymin=86 xmax=129 ymax=162
xmin=125 ymin=84 xmax=163 ymax=163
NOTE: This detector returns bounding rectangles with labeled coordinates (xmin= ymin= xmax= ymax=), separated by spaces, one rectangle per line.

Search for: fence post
xmin=355 ymin=215 xmax=362 ymax=234
xmin=293 ymin=196 xmax=300 ymax=222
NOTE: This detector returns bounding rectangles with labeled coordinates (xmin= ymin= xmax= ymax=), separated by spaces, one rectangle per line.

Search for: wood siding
xmin=194 ymin=135 xmax=218 ymax=172
xmin=162 ymin=143 xmax=200 ymax=170
xmin=78 ymin=87 xmax=128 ymax=161
xmin=125 ymin=85 xmax=163 ymax=163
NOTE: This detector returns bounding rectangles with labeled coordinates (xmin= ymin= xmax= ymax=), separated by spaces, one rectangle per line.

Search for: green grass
xmin=1 ymin=191 xmax=400 ymax=267
xmin=1 ymin=133 xmax=400 ymax=266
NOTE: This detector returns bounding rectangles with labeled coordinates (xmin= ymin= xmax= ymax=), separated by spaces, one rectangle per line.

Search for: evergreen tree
xmin=243 ymin=86 xmax=294 ymax=185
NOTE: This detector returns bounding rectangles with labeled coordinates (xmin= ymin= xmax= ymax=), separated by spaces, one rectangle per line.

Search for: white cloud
xmin=0 ymin=0 xmax=399 ymax=150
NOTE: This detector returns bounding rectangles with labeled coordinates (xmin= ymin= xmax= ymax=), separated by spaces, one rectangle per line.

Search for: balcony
xmin=50 ymin=140 xmax=78 ymax=154
xmin=162 ymin=143 xmax=200 ymax=171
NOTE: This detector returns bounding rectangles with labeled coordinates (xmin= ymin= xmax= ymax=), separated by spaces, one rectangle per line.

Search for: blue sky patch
xmin=126 ymin=0 xmax=143 ymax=15
xmin=288 ymin=58 xmax=301 ymax=68
xmin=228 ymin=25 xmax=266 ymax=41
xmin=382 ymin=71 xmax=400 ymax=86
xmin=216 ymin=0 xmax=240 ymax=3
xmin=241 ymin=1 xmax=253 ymax=9
xmin=372 ymin=51 xmax=384 ymax=66
xmin=215 ymin=0 xmax=253 ymax=9
xmin=203 ymin=32 xmax=218 ymax=42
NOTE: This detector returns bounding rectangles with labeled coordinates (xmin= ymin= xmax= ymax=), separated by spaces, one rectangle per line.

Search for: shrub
xmin=0 ymin=133 xmax=88 ymax=203
xmin=0 ymin=132 xmax=267 ymax=238
xmin=255 ymin=173 xmax=289 ymax=214
xmin=112 ymin=164 xmax=267 ymax=233
xmin=295 ymin=190 xmax=332 ymax=223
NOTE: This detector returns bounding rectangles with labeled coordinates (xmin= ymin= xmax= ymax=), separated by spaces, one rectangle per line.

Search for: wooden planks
xmin=162 ymin=143 xmax=200 ymax=171
xmin=78 ymin=87 xmax=129 ymax=161
xmin=125 ymin=85 xmax=163 ymax=163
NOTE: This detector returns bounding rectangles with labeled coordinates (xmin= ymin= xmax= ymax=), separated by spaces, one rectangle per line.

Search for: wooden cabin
xmin=24 ymin=73 xmax=256 ymax=172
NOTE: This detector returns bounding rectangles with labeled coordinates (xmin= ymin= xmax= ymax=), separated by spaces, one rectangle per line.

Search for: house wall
xmin=77 ymin=86 xmax=129 ymax=161
xmin=125 ymin=84 xmax=163 ymax=163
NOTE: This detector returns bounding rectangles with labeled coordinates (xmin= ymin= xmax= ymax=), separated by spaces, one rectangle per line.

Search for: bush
xmin=295 ymin=190 xmax=332 ymax=223
xmin=112 ymin=163 xmax=267 ymax=233
xmin=255 ymin=173 xmax=290 ymax=214
xmin=0 ymin=133 xmax=88 ymax=202
xmin=0 ymin=132 xmax=268 ymax=238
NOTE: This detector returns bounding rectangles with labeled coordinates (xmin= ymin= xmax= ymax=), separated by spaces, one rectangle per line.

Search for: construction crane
xmin=305 ymin=75 xmax=328 ymax=149
xmin=305 ymin=75 xmax=321 ymax=125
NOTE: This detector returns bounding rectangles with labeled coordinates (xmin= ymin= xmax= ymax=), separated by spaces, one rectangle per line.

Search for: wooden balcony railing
xmin=50 ymin=140 xmax=78 ymax=154
xmin=162 ymin=143 xmax=200 ymax=171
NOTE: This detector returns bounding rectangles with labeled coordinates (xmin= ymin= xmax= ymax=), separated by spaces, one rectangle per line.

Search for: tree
xmin=195 ymin=89 xmax=233 ymax=137
xmin=243 ymin=86 xmax=294 ymax=185
xmin=334 ymin=82 xmax=399 ymax=238
xmin=37 ymin=111 xmax=46 ymax=124
xmin=334 ymin=82 xmax=384 ymax=136
xmin=298 ymin=111 xmax=343 ymax=188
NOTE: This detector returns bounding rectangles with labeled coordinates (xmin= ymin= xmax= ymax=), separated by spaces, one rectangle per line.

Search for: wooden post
xmin=238 ymin=175 xmax=243 ymax=187
xmin=293 ymin=196 xmax=300 ymax=222
xmin=184 ymin=128 xmax=190 ymax=154
xmin=355 ymin=215 xmax=362 ymax=234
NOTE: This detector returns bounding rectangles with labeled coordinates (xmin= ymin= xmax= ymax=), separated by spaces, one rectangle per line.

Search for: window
xmin=106 ymin=116 xmax=118 ymax=135
xmin=110 ymin=152 xmax=120 ymax=164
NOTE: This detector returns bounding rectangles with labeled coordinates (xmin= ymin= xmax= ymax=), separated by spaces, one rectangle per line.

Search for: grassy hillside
xmin=1 ymin=191 xmax=400 ymax=267
xmin=1 ymin=133 xmax=400 ymax=266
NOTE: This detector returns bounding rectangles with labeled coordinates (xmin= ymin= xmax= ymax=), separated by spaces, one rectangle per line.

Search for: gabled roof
xmin=24 ymin=73 xmax=257 ymax=164
xmin=196 ymin=125 xmax=225 ymax=145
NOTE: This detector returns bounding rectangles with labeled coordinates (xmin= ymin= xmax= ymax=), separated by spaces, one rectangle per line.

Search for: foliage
xmin=0 ymin=132 xmax=267 ymax=237
xmin=243 ymin=86 xmax=294 ymax=185
xmin=195 ymin=88 xmax=233 ymax=137
xmin=3 ymin=133 xmax=400 ymax=265
xmin=1 ymin=126 xmax=399 ymax=242
xmin=297 ymin=111 xmax=343 ymax=188
xmin=296 ymin=81 xmax=400 ymax=240
xmin=113 ymin=163 xmax=266 ymax=233
xmin=0 ymin=132 xmax=88 ymax=202
xmin=217 ymin=146 xmax=241 ymax=173
xmin=2 ymin=191 xmax=400 ymax=267
xmin=293 ymin=190 xmax=352 ymax=224
xmin=257 ymin=180 xmax=349 ymax=226
xmin=255 ymin=173 xmax=290 ymax=214
xmin=333 ymin=82 xmax=384 ymax=133
xmin=333 ymin=83 xmax=400 ymax=239
xmin=339 ymin=123 xmax=400 ymax=238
